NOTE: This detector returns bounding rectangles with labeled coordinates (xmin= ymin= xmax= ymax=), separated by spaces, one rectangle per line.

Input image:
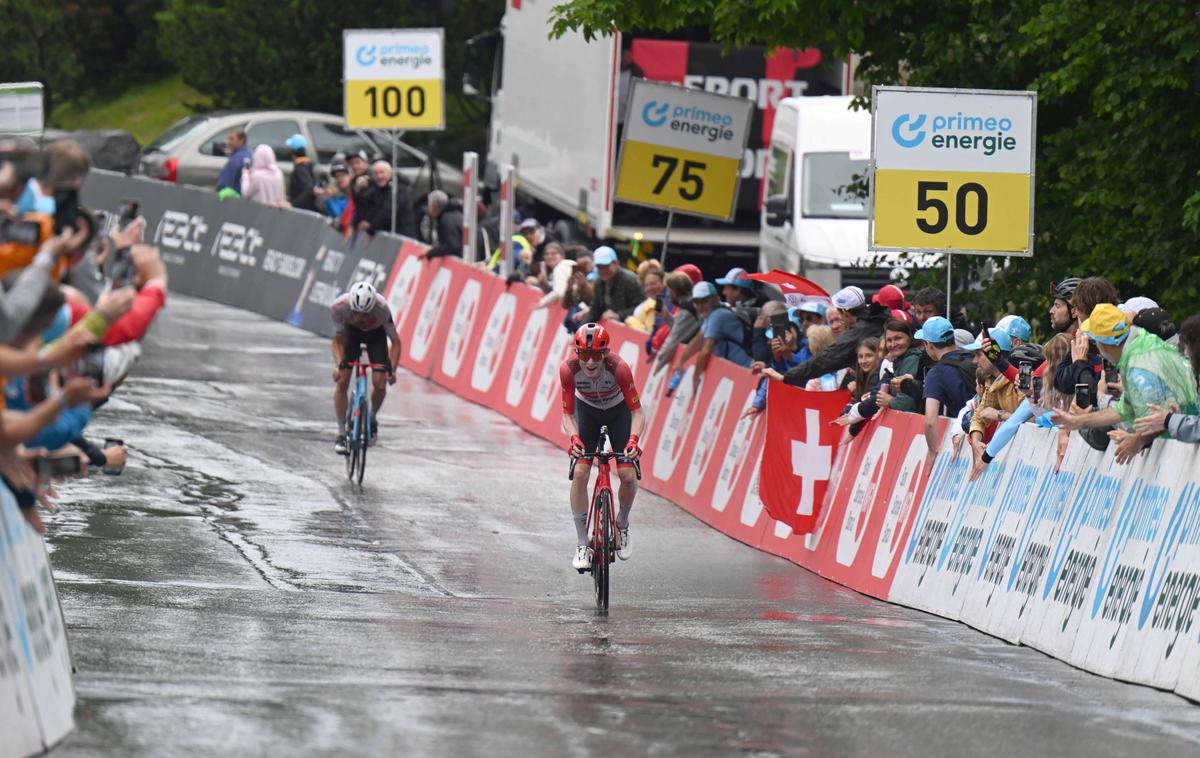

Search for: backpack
xmin=722 ymin=303 xmax=759 ymax=357
xmin=937 ymin=352 xmax=978 ymax=416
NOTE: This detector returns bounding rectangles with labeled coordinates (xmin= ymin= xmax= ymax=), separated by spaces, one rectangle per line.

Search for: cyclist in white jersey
xmin=330 ymin=282 xmax=401 ymax=453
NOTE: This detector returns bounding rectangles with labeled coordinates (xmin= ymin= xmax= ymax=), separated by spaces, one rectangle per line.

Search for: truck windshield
xmin=801 ymin=152 xmax=869 ymax=219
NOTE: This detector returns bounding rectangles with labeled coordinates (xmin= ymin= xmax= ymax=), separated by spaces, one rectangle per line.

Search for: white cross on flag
xmin=760 ymin=381 xmax=850 ymax=534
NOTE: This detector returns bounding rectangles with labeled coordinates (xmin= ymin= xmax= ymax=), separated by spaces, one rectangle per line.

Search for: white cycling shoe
xmin=617 ymin=528 xmax=631 ymax=561
xmin=572 ymin=545 xmax=593 ymax=571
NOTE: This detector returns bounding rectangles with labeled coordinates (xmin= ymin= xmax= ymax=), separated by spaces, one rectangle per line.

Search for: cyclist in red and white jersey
xmin=330 ymin=282 xmax=401 ymax=453
xmin=560 ymin=323 xmax=645 ymax=570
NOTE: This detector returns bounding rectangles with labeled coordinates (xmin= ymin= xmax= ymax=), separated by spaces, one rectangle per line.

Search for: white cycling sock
xmin=573 ymin=512 xmax=588 ymax=545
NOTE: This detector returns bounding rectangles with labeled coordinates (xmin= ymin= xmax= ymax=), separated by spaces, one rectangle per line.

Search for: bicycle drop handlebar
xmin=568 ymin=451 xmax=642 ymax=481
xmin=567 ymin=425 xmax=642 ymax=481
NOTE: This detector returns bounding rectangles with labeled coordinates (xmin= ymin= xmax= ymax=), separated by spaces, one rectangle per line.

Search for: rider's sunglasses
xmin=577 ymin=349 xmax=607 ymax=362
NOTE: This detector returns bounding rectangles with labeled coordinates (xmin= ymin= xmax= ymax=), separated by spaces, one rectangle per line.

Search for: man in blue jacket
xmin=217 ymin=129 xmax=251 ymax=199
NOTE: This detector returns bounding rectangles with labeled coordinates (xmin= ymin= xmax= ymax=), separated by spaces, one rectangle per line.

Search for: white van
xmin=759 ymin=96 xmax=871 ymax=293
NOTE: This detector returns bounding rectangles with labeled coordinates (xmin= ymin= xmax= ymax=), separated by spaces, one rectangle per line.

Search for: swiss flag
xmin=760 ymin=382 xmax=850 ymax=534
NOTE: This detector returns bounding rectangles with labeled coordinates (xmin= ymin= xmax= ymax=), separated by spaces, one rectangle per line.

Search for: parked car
xmin=137 ymin=110 xmax=461 ymax=205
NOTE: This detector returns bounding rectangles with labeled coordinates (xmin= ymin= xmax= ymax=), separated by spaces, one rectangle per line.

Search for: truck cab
xmin=760 ymin=97 xmax=871 ymax=293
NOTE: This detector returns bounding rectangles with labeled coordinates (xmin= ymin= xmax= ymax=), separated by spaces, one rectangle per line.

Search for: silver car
xmin=137 ymin=109 xmax=461 ymax=201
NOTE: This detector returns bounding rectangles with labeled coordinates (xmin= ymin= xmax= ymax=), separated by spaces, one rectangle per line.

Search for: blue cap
xmin=285 ymin=134 xmax=307 ymax=152
xmin=963 ymin=327 xmax=1013 ymax=353
xmin=715 ymin=267 xmax=753 ymax=289
xmin=997 ymin=315 xmax=1032 ymax=342
xmin=692 ymin=281 xmax=719 ymax=300
xmin=797 ymin=301 xmax=827 ymax=318
xmin=914 ymin=316 xmax=955 ymax=344
xmin=592 ymin=246 xmax=618 ymax=266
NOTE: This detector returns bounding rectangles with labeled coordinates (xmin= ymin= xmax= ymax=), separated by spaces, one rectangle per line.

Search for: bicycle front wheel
xmin=355 ymin=396 xmax=370 ymax=486
xmin=345 ymin=407 xmax=358 ymax=481
xmin=594 ymin=491 xmax=611 ymax=611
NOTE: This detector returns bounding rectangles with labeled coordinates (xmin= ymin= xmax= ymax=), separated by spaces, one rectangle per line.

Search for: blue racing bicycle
xmin=342 ymin=354 xmax=388 ymax=485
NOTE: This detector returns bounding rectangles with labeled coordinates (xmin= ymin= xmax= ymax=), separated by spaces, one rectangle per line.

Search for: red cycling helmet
xmin=574 ymin=322 xmax=610 ymax=353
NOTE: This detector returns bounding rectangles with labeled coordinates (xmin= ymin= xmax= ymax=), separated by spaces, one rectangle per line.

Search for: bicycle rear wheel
xmin=355 ymin=396 xmax=370 ymax=486
xmin=593 ymin=491 xmax=611 ymax=611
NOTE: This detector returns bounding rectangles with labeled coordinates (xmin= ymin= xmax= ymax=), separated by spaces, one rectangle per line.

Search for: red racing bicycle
xmin=569 ymin=425 xmax=641 ymax=611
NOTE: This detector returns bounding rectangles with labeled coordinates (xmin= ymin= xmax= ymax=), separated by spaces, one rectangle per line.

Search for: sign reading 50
xmin=872 ymin=169 xmax=1030 ymax=252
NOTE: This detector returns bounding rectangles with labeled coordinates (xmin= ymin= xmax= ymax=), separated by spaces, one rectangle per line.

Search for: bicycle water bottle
xmin=666 ymin=369 xmax=684 ymax=397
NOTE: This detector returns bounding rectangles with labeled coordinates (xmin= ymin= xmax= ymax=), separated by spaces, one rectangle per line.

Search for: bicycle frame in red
xmin=583 ymin=455 xmax=619 ymax=556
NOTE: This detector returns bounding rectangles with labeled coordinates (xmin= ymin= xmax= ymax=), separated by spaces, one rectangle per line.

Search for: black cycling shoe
xmin=368 ymin=418 xmax=379 ymax=447
xmin=334 ymin=434 xmax=348 ymax=455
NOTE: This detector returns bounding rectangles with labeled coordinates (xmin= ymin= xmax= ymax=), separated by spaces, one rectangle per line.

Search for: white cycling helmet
xmin=348 ymin=281 xmax=377 ymax=313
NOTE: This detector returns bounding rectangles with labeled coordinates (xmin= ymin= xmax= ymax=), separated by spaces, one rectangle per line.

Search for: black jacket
xmin=355 ymin=179 xmax=417 ymax=238
xmin=584 ymin=268 xmax=645 ymax=323
xmin=287 ymin=158 xmax=317 ymax=211
xmin=782 ymin=309 xmax=888 ymax=387
xmin=426 ymin=199 xmax=464 ymax=258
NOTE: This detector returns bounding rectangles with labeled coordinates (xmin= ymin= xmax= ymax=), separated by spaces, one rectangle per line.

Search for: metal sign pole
xmin=946 ymin=253 xmax=953 ymax=317
xmin=390 ymin=129 xmax=398 ymax=235
xmin=462 ymin=151 xmax=479 ymax=262
xmin=659 ymin=207 xmax=675 ymax=266
xmin=498 ymin=163 xmax=515 ymax=278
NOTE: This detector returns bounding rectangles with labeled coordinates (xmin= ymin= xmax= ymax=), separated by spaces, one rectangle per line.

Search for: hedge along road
xmin=44 ymin=295 xmax=1200 ymax=757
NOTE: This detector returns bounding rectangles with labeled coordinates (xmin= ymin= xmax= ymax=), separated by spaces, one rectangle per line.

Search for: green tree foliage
xmin=0 ymin=1 xmax=170 ymax=111
xmin=552 ymin=0 xmax=1200 ymax=330
xmin=157 ymin=0 xmax=502 ymax=155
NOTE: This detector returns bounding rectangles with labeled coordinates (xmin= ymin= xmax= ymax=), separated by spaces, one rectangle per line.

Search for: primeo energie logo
xmin=641 ymin=99 xmax=736 ymax=143
xmin=891 ymin=111 xmax=1018 ymax=156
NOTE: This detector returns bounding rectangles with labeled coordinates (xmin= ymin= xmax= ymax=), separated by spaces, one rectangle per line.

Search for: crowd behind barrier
xmin=74 ymin=169 xmax=1200 ymax=701
xmin=2 ymin=136 xmax=176 ymax=755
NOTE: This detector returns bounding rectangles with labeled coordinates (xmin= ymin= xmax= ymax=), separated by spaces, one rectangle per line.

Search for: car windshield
xmin=801 ymin=152 xmax=869 ymax=219
xmin=145 ymin=115 xmax=209 ymax=153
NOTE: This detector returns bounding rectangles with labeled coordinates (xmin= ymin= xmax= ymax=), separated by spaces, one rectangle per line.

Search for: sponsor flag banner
xmin=759 ymin=382 xmax=850 ymax=534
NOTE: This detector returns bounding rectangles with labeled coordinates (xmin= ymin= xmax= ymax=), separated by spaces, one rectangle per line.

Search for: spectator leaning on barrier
xmin=314 ymin=158 xmax=351 ymax=225
xmin=241 ymin=144 xmax=286 ymax=206
xmin=217 ymin=129 xmax=250 ymax=200
xmin=1053 ymin=303 xmax=1199 ymax=464
xmin=963 ymin=327 xmax=1025 ymax=467
xmin=769 ymin=286 xmax=886 ymax=389
xmin=653 ymin=269 xmax=703 ymax=373
xmin=845 ymin=317 xmax=925 ymax=423
xmin=422 ymin=189 xmax=464 ymax=260
xmin=285 ymin=135 xmax=317 ymax=212
xmin=582 ymin=246 xmax=644 ymax=325
xmin=913 ymin=315 xmax=976 ymax=453
xmin=745 ymin=308 xmax=805 ymax=418
xmin=716 ymin=267 xmax=766 ymax=361
xmin=689 ymin=281 xmax=754 ymax=393
xmin=355 ymin=161 xmax=416 ymax=238
xmin=1052 ymin=277 xmax=1119 ymax=451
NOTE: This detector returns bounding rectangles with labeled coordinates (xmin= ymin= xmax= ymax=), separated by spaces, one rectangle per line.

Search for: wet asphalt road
xmin=39 ymin=295 xmax=1200 ymax=757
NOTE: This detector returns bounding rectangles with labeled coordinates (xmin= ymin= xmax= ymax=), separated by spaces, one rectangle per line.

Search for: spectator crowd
xmin=0 ymin=139 xmax=169 ymax=536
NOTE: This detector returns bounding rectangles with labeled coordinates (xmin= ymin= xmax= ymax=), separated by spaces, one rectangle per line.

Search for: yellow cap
xmin=1081 ymin=303 xmax=1130 ymax=345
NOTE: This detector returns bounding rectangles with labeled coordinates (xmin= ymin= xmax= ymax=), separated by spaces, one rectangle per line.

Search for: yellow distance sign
xmin=615 ymin=141 xmax=740 ymax=221
xmin=872 ymin=168 xmax=1030 ymax=252
xmin=344 ymin=79 xmax=443 ymax=130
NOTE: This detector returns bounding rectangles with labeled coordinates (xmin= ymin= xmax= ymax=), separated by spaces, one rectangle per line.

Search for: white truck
xmin=465 ymin=0 xmax=849 ymax=265
xmin=759 ymin=96 xmax=872 ymax=293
